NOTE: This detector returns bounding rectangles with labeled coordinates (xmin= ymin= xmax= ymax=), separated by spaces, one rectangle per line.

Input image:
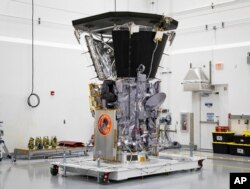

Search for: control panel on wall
xmin=180 ymin=112 xmax=194 ymax=132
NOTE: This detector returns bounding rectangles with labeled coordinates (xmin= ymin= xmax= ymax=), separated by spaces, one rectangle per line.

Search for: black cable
xmin=32 ymin=0 xmax=34 ymax=93
xmin=27 ymin=93 xmax=40 ymax=108
xmin=147 ymin=41 xmax=158 ymax=80
xmin=27 ymin=0 xmax=40 ymax=108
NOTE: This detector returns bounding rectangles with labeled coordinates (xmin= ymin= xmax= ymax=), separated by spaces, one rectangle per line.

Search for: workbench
xmin=13 ymin=146 xmax=92 ymax=160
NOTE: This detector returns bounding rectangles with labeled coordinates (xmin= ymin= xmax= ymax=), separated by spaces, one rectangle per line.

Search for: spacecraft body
xmin=50 ymin=13 xmax=204 ymax=182
xmin=73 ymin=12 xmax=178 ymax=162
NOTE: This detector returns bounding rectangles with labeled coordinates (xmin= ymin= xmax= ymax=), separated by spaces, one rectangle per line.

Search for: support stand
xmin=0 ymin=121 xmax=12 ymax=161
xmin=0 ymin=140 xmax=11 ymax=161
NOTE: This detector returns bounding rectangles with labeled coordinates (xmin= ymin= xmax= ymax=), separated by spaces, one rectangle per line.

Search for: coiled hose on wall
xmin=27 ymin=0 xmax=40 ymax=108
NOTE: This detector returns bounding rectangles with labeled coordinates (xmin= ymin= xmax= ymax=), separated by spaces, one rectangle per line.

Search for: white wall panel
xmin=0 ymin=41 xmax=97 ymax=150
xmin=159 ymin=0 xmax=250 ymax=147
xmin=0 ymin=0 xmax=149 ymax=151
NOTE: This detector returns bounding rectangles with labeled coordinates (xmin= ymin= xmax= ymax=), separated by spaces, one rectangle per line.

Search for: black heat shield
xmin=72 ymin=11 xmax=178 ymax=34
xmin=112 ymin=30 xmax=168 ymax=78
xmin=72 ymin=12 xmax=178 ymax=79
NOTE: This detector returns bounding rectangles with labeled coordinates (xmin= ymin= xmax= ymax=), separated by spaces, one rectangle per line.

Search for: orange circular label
xmin=98 ymin=114 xmax=112 ymax=136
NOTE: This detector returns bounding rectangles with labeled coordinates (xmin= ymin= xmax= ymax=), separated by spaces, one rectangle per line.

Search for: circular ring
xmin=27 ymin=93 xmax=40 ymax=108
xmin=98 ymin=114 xmax=112 ymax=136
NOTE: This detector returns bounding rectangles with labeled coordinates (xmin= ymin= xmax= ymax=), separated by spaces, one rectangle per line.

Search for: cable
xmin=27 ymin=0 xmax=40 ymax=108
xmin=32 ymin=0 xmax=34 ymax=93
xmin=147 ymin=41 xmax=159 ymax=80
xmin=134 ymin=163 xmax=170 ymax=174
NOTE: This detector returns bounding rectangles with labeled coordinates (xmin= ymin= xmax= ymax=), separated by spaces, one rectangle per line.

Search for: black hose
xmin=27 ymin=0 xmax=40 ymax=108
xmin=27 ymin=93 xmax=40 ymax=108
xmin=147 ymin=41 xmax=158 ymax=80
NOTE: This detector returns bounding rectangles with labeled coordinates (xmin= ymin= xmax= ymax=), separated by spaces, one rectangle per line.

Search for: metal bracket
xmin=211 ymin=2 xmax=215 ymax=9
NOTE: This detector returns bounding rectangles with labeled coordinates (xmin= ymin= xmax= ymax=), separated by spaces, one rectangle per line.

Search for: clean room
xmin=0 ymin=0 xmax=250 ymax=189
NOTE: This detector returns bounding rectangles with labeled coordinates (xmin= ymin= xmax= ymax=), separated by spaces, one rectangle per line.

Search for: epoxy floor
xmin=1 ymin=155 xmax=250 ymax=189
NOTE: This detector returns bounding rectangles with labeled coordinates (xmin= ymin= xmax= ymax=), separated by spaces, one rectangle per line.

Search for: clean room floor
xmin=1 ymin=153 xmax=250 ymax=189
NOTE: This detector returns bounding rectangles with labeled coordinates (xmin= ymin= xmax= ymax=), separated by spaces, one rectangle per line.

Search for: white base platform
xmin=50 ymin=152 xmax=205 ymax=183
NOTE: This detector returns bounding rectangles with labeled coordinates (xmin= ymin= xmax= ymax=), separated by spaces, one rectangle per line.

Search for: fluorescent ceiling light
xmin=0 ymin=35 xmax=82 ymax=50
xmin=1 ymin=35 xmax=250 ymax=55
xmin=170 ymin=41 xmax=250 ymax=55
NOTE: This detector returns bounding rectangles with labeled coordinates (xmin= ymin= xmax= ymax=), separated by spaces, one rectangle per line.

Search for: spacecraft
xmin=73 ymin=11 xmax=178 ymax=161
xmin=50 ymin=12 xmax=205 ymax=183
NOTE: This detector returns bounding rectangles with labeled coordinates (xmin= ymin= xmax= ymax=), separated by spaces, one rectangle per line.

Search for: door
xmin=200 ymin=84 xmax=228 ymax=150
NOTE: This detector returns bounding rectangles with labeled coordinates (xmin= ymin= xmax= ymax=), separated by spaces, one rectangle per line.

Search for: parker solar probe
xmin=50 ymin=12 xmax=205 ymax=183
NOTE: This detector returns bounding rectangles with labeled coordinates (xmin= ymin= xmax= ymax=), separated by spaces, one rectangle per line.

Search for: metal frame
xmin=228 ymin=114 xmax=250 ymax=130
xmin=50 ymin=152 xmax=205 ymax=183
xmin=229 ymin=114 xmax=250 ymax=120
xmin=0 ymin=121 xmax=11 ymax=161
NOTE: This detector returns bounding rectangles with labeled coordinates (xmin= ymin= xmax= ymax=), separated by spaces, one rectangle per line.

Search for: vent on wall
xmin=182 ymin=67 xmax=212 ymax=92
